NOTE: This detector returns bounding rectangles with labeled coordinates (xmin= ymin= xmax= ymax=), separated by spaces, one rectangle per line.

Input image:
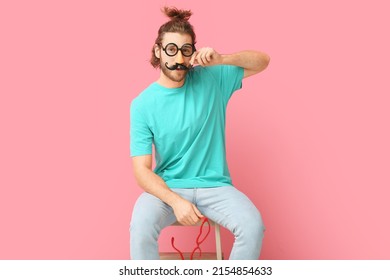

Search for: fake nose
xmin=175 ymin=50 xmax=184 ymax=64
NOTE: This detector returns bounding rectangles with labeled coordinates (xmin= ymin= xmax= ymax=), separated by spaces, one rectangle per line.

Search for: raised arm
xmin=190 ymin=48 xmax=270 ymax=78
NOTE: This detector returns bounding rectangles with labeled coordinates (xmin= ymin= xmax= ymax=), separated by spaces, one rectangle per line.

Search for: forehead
xmin=162 ymin=32 xmax=192 ymax=45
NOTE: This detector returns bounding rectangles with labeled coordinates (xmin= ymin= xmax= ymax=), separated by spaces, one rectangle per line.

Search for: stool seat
xmin=159 ymin=219 xmax=223 ymax=260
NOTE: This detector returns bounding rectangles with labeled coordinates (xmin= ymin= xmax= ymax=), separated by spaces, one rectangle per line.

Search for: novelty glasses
xmin=161 ymin=43 xmax=196 ymax=57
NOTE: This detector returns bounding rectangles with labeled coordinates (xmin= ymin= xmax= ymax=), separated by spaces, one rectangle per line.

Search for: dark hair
xmin=150 ymin=7 xmax=196 ymax=68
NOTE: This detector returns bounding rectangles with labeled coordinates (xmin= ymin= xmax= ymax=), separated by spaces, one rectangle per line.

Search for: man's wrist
xmin=220 ymin=53 xmax=237 ymax=66
xmin=165 ymin=191 xmax=182 ymax=207
xmin=220 ymin=54 xmax=229 ymax=65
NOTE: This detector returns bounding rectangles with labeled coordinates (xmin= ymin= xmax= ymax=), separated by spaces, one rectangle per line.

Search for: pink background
xmin=1 ymin=0 xmax=389 ymax=259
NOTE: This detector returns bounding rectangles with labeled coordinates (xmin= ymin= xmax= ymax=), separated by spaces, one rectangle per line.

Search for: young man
xmin=130 ymin=7 xmax=270 ymax=259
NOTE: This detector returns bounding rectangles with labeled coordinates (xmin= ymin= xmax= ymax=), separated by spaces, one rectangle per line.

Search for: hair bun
xmin=162 ymin=6 xmax=192 ymax=21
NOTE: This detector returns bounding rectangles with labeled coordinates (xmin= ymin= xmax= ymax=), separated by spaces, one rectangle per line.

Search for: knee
xmin=234 ymin=211 xmax=265 ymax=240
xmin=252 ymin=215 xmax=265 ymax=239
xmin=246 ymin=217 xmax=265 ymax=240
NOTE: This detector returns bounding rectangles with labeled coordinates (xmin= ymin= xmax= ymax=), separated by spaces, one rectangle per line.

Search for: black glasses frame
xmin=160 ymin=43 xmax=196 ymax=57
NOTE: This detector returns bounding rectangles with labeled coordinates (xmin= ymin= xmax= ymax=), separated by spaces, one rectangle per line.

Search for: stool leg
xmin=215 ymin=224 xmax=223 ymax=260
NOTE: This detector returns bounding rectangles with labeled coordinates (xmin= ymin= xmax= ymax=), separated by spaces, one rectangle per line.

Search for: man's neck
xmin=156 ymin=74 xmax=185 ymax=88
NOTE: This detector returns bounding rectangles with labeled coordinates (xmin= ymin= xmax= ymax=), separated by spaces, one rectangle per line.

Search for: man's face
xmin=157 ymin=32 xmax=193 ymax=84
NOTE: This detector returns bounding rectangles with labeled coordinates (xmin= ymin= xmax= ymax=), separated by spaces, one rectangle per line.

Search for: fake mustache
xmin=165 ymin=62 xmax=191 ymax=71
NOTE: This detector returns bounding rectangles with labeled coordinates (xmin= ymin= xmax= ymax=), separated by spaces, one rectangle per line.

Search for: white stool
xmin=159 ymin=219 xmax=223 ymax=260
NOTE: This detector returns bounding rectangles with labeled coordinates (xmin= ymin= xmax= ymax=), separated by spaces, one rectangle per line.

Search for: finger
xmin=178 ymin=216 xmax=191 ymax=226
xmin=193 ymin=56 xmax=203 ymax=66
xmin=182 ymin=219 xmax=192 ymax=226
xmin=205 ymin=50 xmax=213 ymax=63
xmin=183 ymin=208 xmax=199 ymax=225
xmin=203 ymin=53 xmax=209 ymax=64
xmin=175 ymin=210 xmax=191 ymax=226
xmin=194 ymin=49 xmax=204 ymax=66
xmin=190 ymin=51 xmax=198 ymax=65
xmin=189 ymin=215 xmax=199 ymax=225
xmin=193 ymin=205 xmax=204 ymax=219
xmin=199 ymin=54 xmax=207 ymax=66
xmin=188 ymin=211 xmax=200 ymax=225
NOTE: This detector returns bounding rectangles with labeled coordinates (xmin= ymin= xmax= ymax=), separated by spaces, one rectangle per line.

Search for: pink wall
xmin=1 ymin=0 xmax=389 ymax=259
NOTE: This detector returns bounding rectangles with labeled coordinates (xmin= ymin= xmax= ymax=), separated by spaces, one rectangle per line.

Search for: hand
xmin=171 ymin=197 xmax=204 ymax=226
xmin=190 ymin=47 xmax=223 ymax=67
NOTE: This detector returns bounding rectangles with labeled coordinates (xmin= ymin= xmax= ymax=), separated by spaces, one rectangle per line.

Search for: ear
xmin=154 ymin=44 xmax=161 ymax=59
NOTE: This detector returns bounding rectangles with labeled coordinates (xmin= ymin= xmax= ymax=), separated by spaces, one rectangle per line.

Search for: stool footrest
xmin=159 ymin=252 xmax=223 ymax=260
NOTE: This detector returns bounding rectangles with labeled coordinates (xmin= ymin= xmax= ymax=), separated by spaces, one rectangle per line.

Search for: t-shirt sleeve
xmin=130 ymin=101 xmax=153 ymax=157
xmin=206 ymin=64 xmax=244 ymax=105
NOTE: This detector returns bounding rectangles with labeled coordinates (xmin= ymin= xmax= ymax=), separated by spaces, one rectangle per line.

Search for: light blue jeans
xmin=130 ymin=186 xmax=265 ymax=260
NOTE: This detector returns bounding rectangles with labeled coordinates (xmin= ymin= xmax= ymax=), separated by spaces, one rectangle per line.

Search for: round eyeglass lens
xmin=181 ymin=44 xmax=194 ymax=57
xmin=165 ymin=43 xmax=178 ymax=56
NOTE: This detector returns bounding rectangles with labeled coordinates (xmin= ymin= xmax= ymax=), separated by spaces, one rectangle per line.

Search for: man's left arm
xmin=190 ymin=48 xmax=270 ymax=78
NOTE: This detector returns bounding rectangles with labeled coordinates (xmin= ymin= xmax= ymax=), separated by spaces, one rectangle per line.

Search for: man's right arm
xmin=132 ymin=155 xmax=203 ymax=225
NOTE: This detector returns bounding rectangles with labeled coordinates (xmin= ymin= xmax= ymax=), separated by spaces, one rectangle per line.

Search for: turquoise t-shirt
xmin=130 ymin=65 xmax=244 ymax=188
